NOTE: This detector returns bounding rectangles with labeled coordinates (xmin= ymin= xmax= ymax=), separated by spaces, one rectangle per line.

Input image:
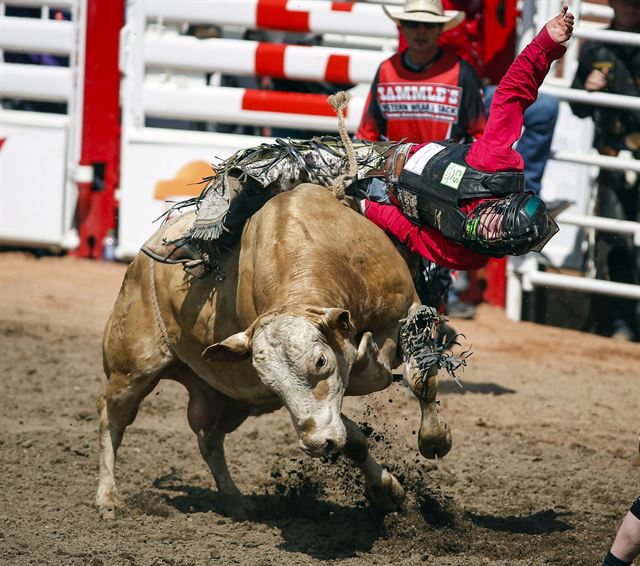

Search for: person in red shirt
xmin=356 ymin=0 xmax=485 ymax=145
xmin=360 ymin=5 xmax=574 ymax=270
xmin=355 ymin=0 xmax=486 ymax=319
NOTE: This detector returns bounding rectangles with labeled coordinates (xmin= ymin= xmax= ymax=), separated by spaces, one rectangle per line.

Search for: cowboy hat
xmin=383 ymin=0 xmax=463 ymax=31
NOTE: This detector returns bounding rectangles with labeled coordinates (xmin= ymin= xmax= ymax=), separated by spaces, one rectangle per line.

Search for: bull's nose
xmin=323 ymin=439 xmax=336 ymax=454
xmin=299 ymin=440 xmax=321 ymax=457
xmin=299 ymin=438 xmax=337 ymax=458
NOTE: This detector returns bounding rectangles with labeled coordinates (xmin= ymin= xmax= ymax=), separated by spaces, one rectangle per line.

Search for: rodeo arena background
xmin=1 ymin=0 xmax=639 ymax=565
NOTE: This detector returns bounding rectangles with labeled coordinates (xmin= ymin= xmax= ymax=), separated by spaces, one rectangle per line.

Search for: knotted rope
xmin=327 ymin=91 xmax=357 ymax=199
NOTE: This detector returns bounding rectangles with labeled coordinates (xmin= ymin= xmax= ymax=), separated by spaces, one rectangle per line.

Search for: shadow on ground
xmin=145 ymin=468 xmax=387 ymax=560
xmin=466 ymin=509 xmax=572 ymax=534
xmin=438 ymin=381 xmax=516 ymax=395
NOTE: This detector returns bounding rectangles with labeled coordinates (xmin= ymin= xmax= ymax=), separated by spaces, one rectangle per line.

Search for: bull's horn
xmin=202 ymin=332 xmax=251 ymax=363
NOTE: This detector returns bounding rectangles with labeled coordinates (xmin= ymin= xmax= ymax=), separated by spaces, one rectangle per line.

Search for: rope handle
xmin=327 ymin=91 xmax=357 ymax=199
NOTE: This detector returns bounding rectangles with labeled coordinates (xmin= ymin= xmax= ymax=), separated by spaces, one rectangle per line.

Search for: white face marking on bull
xmin=251 ymin=315 xmax=351 ymax=457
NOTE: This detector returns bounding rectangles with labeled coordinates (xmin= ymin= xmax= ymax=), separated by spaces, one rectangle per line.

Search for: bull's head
xmin=202 ymin=307 xmax=358 ymax=457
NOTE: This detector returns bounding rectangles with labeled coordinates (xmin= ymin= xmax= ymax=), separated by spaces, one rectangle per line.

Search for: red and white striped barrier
xmin=144 ymin=0 xmax=398 ymax=38
xmin=0 ymin=14 xmax=75 ymax=101
xmin=144 ymin=33 xmax=388 ymax=84
xmin=143 ymin=84 xmax=365 ymax=131
xmin=117 ymin=0 xmax=398 ymax=256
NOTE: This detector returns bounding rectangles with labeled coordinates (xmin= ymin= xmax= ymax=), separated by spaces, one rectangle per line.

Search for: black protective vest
xmin=392 ymin=141 xmax=525 ymax=243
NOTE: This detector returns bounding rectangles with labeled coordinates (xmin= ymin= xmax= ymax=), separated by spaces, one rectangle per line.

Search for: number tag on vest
xmin=441 ymin=162 xmax=466 ymax=189
xmin=404 ymin=143 xmax=446 ymax=175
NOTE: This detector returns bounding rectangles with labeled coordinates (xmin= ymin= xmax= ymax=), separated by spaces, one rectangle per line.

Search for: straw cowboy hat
xmin=383 ymin=0 xmax=463 ymax=31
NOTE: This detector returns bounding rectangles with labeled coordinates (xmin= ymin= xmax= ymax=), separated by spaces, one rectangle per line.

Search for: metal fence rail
xmin=550 ymin=150 xmax=640 ymax=173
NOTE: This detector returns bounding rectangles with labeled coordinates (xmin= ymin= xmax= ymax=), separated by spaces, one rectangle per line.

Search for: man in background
xmin=356 ymin=0 xmax=486 ymax=320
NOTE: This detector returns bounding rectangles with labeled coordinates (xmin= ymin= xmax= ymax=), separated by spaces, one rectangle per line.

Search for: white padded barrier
xmin=2 ymin=0 xmax=76 ymax=7
xmin=0 ymin=1 xmax=84 ymax=249
xmin=556 ymin=214 xmax=640 ymax=246
xmin=573 ymin=27 xmax=640 ymax=47
xmin=551 ymin=150 xmax=640 ymax=174
xmin=0 ymin=63 xmax=72 ymax=101
xmin=540 ymin=84 xmax=640 ymax=111
xmin=0 ymin=15 xmax=74 ymax=54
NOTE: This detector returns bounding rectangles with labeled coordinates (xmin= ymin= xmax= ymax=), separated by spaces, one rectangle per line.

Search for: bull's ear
xmin=202 ymin=332 xmax=251 ymax=363
xmin=323 ymin=308 xmax=355 ymax=333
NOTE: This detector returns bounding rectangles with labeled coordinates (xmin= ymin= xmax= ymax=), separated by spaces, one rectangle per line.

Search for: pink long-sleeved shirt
xmin=364 ymin=26 xmax=566 ymax=270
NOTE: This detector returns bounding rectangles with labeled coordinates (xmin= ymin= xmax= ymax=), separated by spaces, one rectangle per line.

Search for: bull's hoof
xmin=418 ymin=414 xmax=452 ymax=459
xmin=217 ymin=492 xmax=254 ymax=521
xmin=96 ymin=493 xmax=123 ymax=520
xmin=367 ymin=469 xmax=405 ymax=512
xmin=97 ymin=504 xmax=118 ymax=520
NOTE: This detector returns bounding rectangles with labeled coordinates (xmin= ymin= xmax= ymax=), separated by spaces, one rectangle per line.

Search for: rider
xmin=357 ymin=4 xmax=574 ymax=269
xmin=148 ymin=6 xmax=575 ymax=278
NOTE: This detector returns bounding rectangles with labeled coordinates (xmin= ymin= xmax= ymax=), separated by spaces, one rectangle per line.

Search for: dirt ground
xmin=0 ymin=251 xmax=638 ymax=566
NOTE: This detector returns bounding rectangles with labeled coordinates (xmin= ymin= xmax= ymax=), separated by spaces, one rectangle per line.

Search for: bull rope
xmin=327 ymin=91 xmax=357 ymax=200
xmin=148 ymin=257 xmax=173 ymax=356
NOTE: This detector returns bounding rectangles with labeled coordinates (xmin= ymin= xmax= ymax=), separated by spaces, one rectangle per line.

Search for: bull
xmin=96 ymin=184 xmax=452 ymax=519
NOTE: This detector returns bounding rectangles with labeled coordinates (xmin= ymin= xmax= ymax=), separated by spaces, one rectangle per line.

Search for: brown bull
xmin=96 ymin=184 xmax=451 ymax=519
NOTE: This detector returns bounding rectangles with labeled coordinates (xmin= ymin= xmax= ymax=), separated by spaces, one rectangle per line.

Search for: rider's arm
xmin=364 ymin=200 xmax=490 ymax=271
xmin=466 ymin=25 xmax=567 ymax=173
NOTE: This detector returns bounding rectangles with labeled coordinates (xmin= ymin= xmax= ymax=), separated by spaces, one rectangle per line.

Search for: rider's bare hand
xmin=546 ymin=4 xmax=575 ymax=45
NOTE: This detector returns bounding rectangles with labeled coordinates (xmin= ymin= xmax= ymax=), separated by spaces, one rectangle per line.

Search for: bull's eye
xmin=316 ymin=354 xmax=327 ymax=370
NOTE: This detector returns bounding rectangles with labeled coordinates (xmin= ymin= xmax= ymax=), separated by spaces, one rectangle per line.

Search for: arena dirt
xmin=1 ymin=252 xmax=638 ymax=566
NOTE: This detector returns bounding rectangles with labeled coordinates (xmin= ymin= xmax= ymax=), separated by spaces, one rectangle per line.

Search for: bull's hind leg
xmin=96 ymin=367 xmax=164 ymax=518
xmin=341 ymin=415 xmax=404 ymax=512
xmin=97 ymin=254 xmax=177 ymax=517
xmin=405 ymin=359 xmax=452 ymax=459
xmin=172 ymin=370 xmax=252 ymax=518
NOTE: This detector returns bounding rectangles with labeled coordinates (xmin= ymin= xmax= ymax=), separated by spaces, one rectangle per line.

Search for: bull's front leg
xmin=404 ymin=359 xmax=452 ymax=459
xmin=197 ymin=430 xmax=251 ymax=518
xmin=175 ymin=371 xmax=253 ymax=520
xmin=340 ymin=415 xmax=404 ymax=512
